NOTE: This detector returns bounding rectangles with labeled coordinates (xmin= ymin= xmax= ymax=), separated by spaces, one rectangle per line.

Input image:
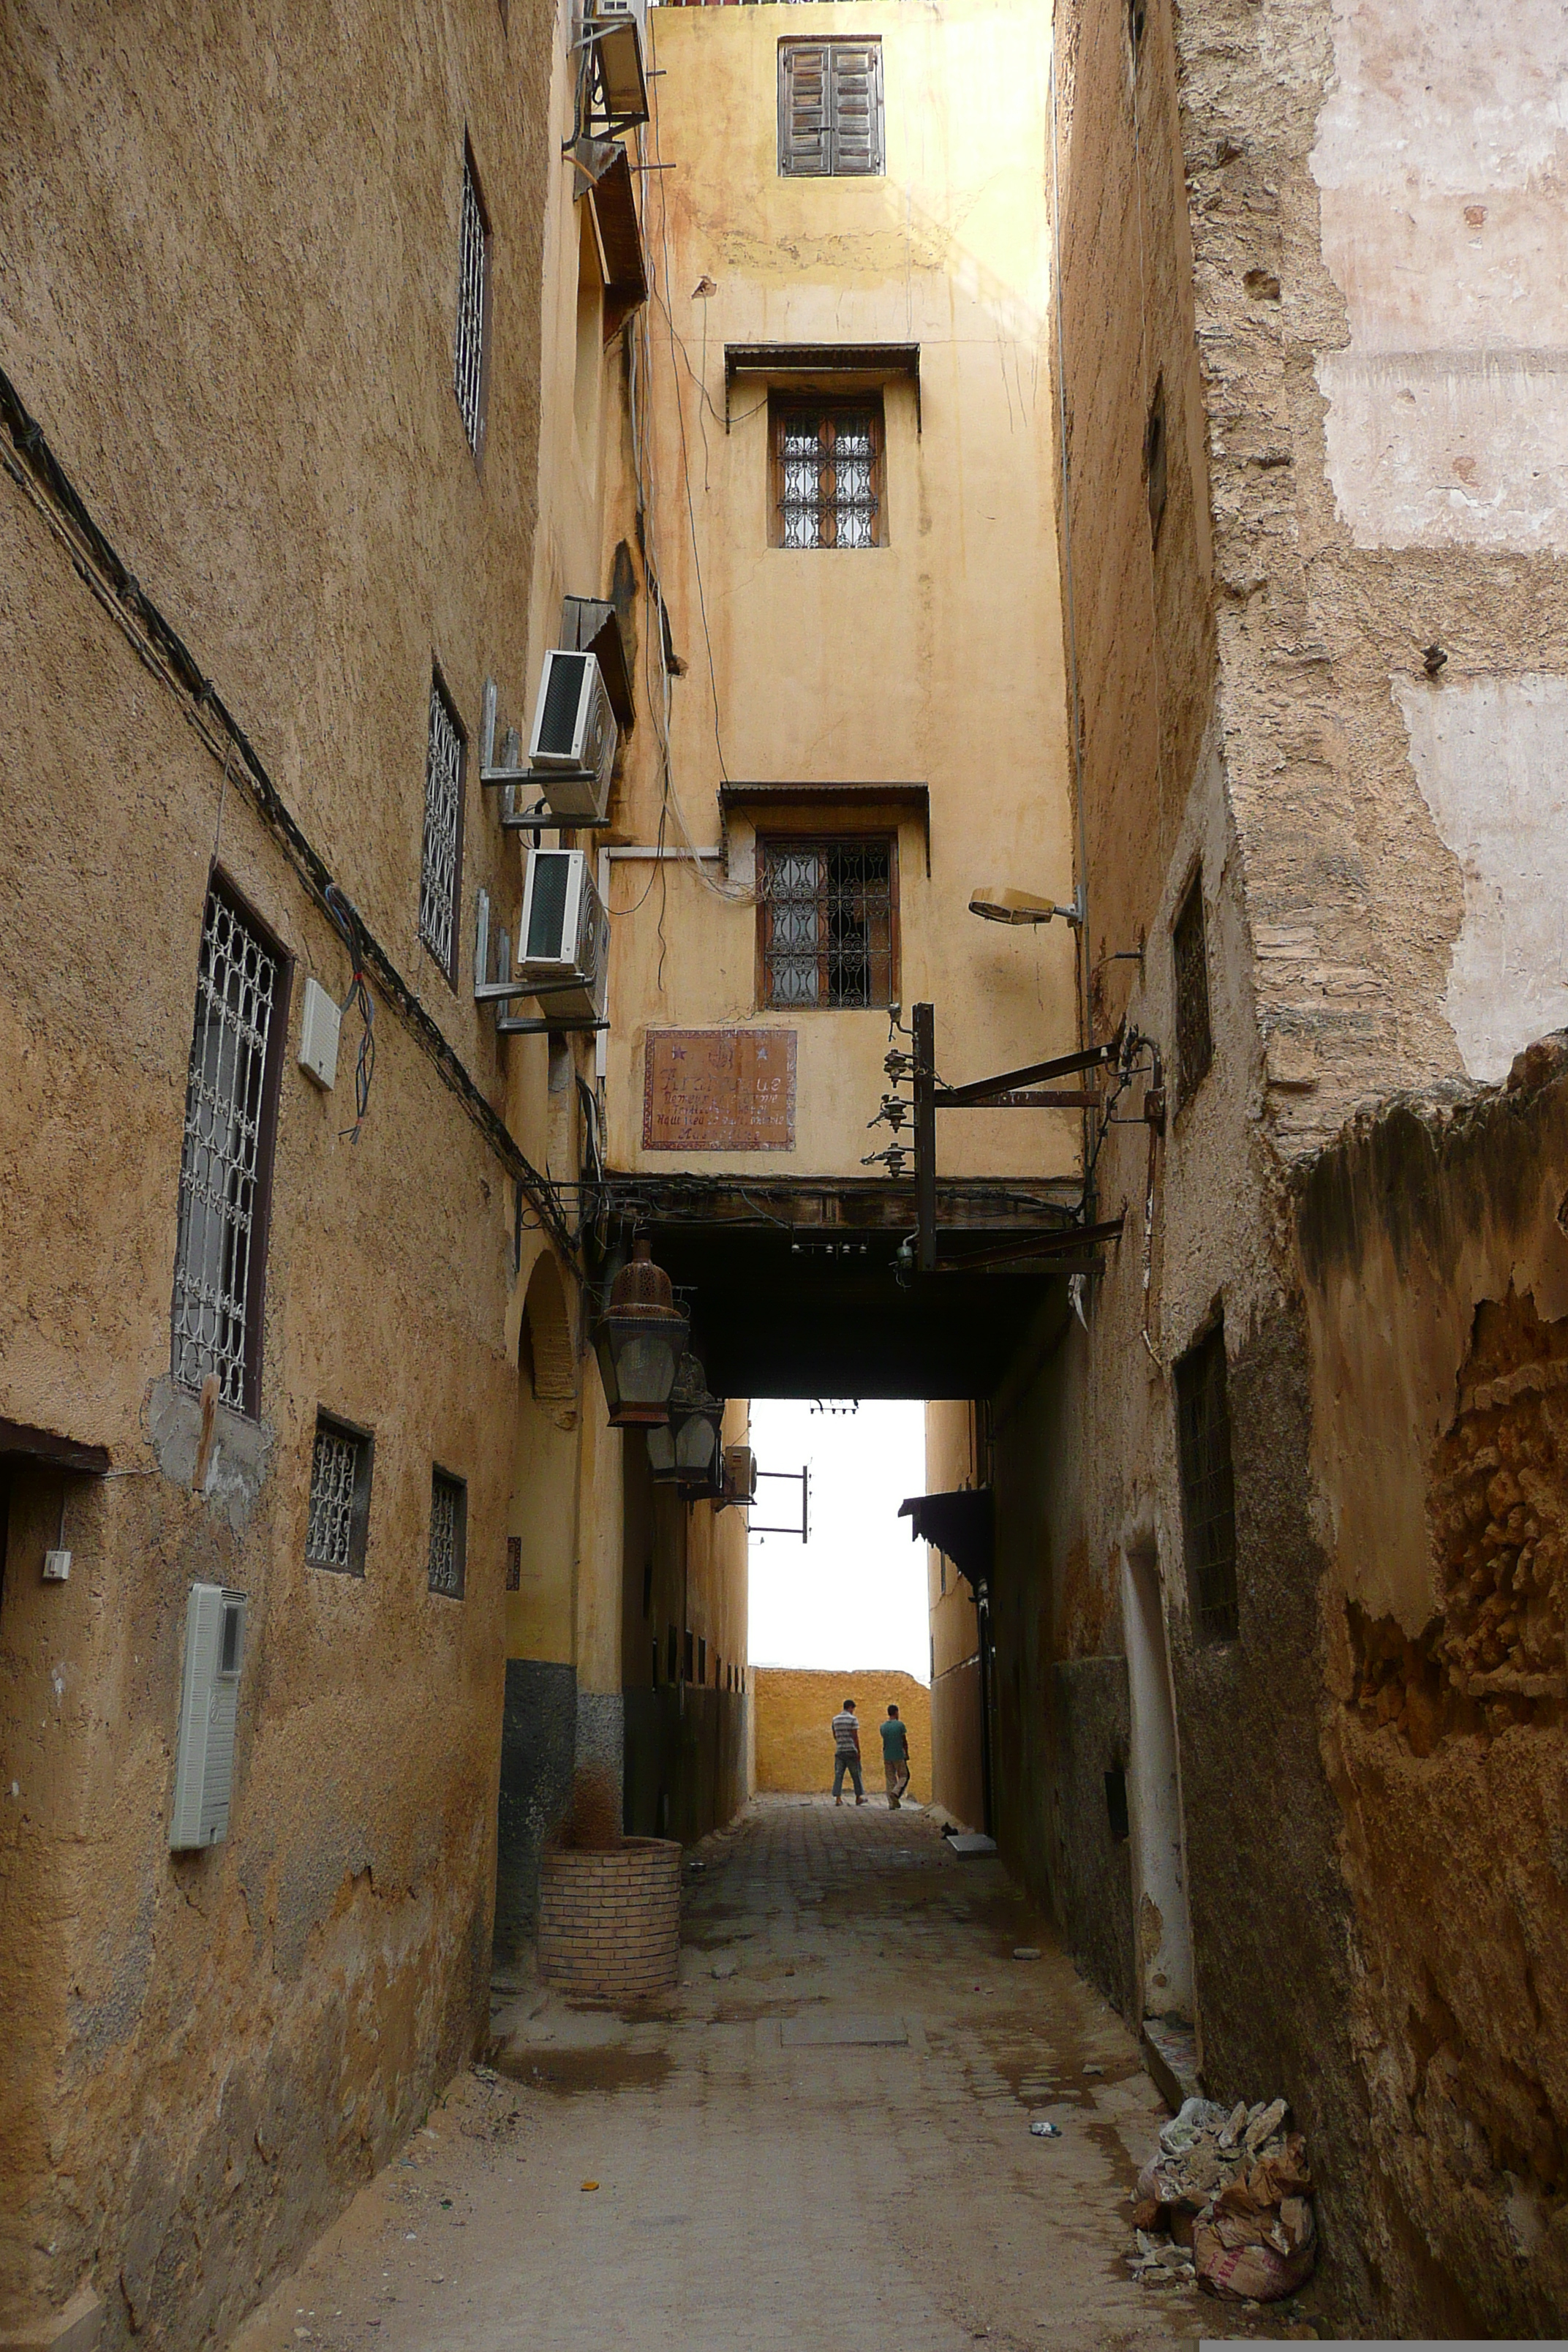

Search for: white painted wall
xmin=1311 ymin=0 xmax=1568 ymax=551
xmin=1395 ymin=671 xmax=1568 ymax=1081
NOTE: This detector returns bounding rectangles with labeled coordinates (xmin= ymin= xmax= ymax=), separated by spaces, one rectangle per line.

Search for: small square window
xmin=306 ymin=1412 xmax=374 ymax=1577
xmin=758 ymin=837 xmax=896 ymax=1010
xmin=779 ymin=39 xmax=883 ymax=177
xmin=1176 ymin=1322 xmax=1239 ymax=1642
xmin=428 ymin=1468 xmax=467 ymax=1599
xmin=420 ymin=671 xmax=466 ymax=985
xmin=454 ymin=145 xmax=491 ymax=458
xmin=771 ymin=401 xmax=884 ymax=549
xmin=505 ymin=1535 xmax=522 ymax=1592
xmin=1172 ymin=870 xmax=1213 ymax=1104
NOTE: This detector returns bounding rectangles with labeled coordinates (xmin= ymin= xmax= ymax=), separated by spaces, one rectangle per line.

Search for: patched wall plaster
xmin=1312 ymin=0 xmax=1568 ymax=551
xmin=1395 ymin=672 xmax=1568 ymax=1080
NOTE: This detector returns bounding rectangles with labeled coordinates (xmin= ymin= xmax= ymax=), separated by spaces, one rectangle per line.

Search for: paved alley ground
xmin=231 ymin=1798 xmax=1330 ymax=2351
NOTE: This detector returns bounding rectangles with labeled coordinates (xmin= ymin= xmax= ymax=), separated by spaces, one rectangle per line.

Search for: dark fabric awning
xmin=899 ymin=1488 xmax=993 ymax=1586
xmin=562 ymin=594 xmax=636 ymax=731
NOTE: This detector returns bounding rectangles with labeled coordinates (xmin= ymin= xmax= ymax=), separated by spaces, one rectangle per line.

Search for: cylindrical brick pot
xmin=537 ymin=1837 xmax=682 ymax=2002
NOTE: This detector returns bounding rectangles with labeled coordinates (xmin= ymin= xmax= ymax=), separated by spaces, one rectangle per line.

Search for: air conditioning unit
xmin=170 ymin=1581 xmax=247 ymax=1850
xmin=721 ymin=1445 xmax=758 ymax=1508
xmin=518 ymin=848 xmax=610 ymax=1022
xmin=527 ymin=649 xmax=617 ymax=823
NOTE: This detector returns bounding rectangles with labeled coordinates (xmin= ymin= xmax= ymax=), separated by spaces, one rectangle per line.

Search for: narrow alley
xmin=232 ymin=1800 xmax=1324 ymax=2351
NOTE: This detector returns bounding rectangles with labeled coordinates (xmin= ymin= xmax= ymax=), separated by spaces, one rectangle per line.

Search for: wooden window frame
xmin=769 ymin=396 xmax=886 ymax=551
xmin=427 ymin=1466 xmax=468 ymax=1600
xmin=305 ymin=1409 xmax=375 ymax=1578
xmin=778 ymin=39 xmax=885 ymax=178
xmin=754 ymin=831 xmax=900 ymax=1012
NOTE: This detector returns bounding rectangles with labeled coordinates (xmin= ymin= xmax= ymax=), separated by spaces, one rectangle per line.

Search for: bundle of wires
xmin=324 ymin=883 xmax=376 ymax=1143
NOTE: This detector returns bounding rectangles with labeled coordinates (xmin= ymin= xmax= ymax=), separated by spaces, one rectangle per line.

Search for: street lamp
xmin=594 ymin=1238 xmax=688 ymax=1427
xmin=647 ymin=1352 xmax=726 ymax=1492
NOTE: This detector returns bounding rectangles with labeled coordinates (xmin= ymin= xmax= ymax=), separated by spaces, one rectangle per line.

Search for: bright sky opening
xmin=747 ymin=1398 xmax=930 ymax=1684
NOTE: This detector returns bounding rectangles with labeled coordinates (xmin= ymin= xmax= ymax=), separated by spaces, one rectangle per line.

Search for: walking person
xmin=831 ymin=1697 xmax=866 ymax=1805
xmin=880 ymin=1703 xmax=911 ymax=1809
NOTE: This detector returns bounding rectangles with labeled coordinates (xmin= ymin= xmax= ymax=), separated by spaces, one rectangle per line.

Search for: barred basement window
xmin=1172 ymin=869 xmax=1213 ymax=1104
xmin=453 ymin=145 xmax=491 ymax=457
xmin=428 ymin=1468 xmax=467 ymax=1599
xmin=1175 ymin=1321 xmax=1239 ymax=1642
xmin=306 ymin=1413 xmax=374 ymax=1576
xmin=772 ymin=402 xmax=883 ymax=549
xmin=779 ymin=40 xmax=883 ymax=177
xmin=419 ymin=672 xmax=466 ymax=984
xmin=170 ymin=885 xmax=288 ymax=1417
xmin=759 ymin=837 xmax=896 ymax=1009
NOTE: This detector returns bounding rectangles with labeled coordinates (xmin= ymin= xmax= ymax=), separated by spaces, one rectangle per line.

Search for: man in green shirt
xmin=879 ymin=1703 xmax=911 ymax=1809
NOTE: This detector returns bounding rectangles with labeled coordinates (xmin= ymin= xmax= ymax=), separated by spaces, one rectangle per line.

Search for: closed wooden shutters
xmin=778 ymin=40 xmax=883 ymax=178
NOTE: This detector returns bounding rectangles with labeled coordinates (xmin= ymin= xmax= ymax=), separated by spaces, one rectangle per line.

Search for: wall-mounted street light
xmin=646 ymin=1352 xmax=725 ymax=1489
xmin=968 ymin=882 xmax=1085 ymax=928
xmin=595 ymin=1237 xmax=688 ymax=1428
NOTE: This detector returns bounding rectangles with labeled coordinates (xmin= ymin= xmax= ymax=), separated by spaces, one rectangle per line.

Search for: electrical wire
xmin=324 ymin=883 xmax=377 ymax=1143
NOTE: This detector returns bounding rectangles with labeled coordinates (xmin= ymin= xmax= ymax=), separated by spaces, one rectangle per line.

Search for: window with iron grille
xmin=759 ymin=837 xmax=896 ymax=1009
xmin=419 ymin=672 xmax=465 ymax=984
xmin=428 ymin=1468 xmax=467 ymax=1599
xmin=779 ymin=40 xmax=883 ymax=176
xmin=306 ymin=1412 xmax=374 ymax=1577
xmin=1175 ymin=1322 xmax=1239 ymax=1642
xmin=1172 ymin=869 xmax=1213 ymax=1104
xmin=772 ymin=402 xmax=883 ymax=549
xmin=453 ymin=146 xmax=490 ymax=457
xmin=170 ymin=885 xmax=288 ymax=1417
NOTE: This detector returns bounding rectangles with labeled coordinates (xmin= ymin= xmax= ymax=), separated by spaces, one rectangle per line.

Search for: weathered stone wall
xmin=0 ymin=1 xmax=561 ymax=2340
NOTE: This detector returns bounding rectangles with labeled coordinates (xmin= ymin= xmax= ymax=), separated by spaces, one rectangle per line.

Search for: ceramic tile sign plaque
xmin=642 ymin=1028 xmax=796 ymax=1150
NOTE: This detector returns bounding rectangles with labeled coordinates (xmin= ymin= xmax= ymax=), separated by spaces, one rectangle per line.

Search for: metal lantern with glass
xmin=594 ymin=1237 xmax=688 ymax=1426
xmin=647 ymin=1352 xmax=726 ymax=1493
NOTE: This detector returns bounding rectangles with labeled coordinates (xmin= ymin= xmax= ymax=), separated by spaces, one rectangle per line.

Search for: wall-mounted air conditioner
xmin=721 ymin=1445 xmax=758 ymax=1509
xmin=170 ymin=1581 xmax=247 ymax=1850
xmin=527 ymin=650 xmax=617 ymax=824
xmin=518 ymin=848 xmax=610 ymax=1022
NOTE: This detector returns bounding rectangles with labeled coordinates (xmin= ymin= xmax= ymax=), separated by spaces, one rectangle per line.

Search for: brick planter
xmin=537 ymin=1838 xmax=682 ymax=2002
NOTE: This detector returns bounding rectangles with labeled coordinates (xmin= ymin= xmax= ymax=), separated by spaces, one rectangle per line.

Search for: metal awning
xmin=587 ymin=148 xmax=649 ymax=342
xmin=562 ymin=594 xmax=636 ymax=731
xmin=718 ymin=781 xmax=930 ymax=873
xmin=899 ymin=1488 xmax=994 ymax=1587
xmin=724 ymin=342 xmax=921 ymax=432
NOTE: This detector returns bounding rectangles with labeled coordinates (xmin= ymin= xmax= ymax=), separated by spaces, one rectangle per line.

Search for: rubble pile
xmin=1130 ymin=2094 xmax=1316 ymax=2303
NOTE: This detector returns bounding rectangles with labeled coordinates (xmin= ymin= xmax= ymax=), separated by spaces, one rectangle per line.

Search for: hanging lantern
xmin=594 ymin=1237 xmax=688 ymax=1427
xmin=647 ymin=1353 xmax=726 ymax=1490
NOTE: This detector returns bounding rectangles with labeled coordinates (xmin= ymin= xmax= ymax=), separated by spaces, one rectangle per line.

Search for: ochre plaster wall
xmin=600 ymin=0 xmax=1082 ymax=1189
xmin=755 ymin=1667 xmax=930 ymax=1805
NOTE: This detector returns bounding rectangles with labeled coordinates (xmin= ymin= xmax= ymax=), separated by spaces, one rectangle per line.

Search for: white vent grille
xmin=171 ymin=891 xmax=280 ymax=1411
xmin=170 ymin=1583 xmax=246 ymax=1850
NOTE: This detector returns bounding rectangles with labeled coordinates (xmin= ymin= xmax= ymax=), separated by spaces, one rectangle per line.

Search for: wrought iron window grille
xmin=1172 ymin=870 xmax=1213 ymax=1104
xmin=759 ymin=837 xmax=895 ymax=1009
xmin=306 ymin=1413 xmax=373 ymax=1576
xmin=428 ymin=1468 xmax=467 ymax=1599
xmin=420 ymin=675 xmax=465 ymax=983
xmin=773 ymin=405 xmax=883 ymax=549
xmin=1175 ymin=1322 xmax=1239 ymax=1641
xmin=170 ymin=889 xmax=282 ymax=1414
xmin=454 ymin=148 xmax=490 ymax=456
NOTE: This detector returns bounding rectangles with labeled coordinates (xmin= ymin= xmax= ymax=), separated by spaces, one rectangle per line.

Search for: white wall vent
xmin=527 ymin=650 xmax=617 ymax=823
xmin=518 ymin=848 xmax=610 ymax=1022
xmin=170 ymin=1581 xmax=247 ymax=1850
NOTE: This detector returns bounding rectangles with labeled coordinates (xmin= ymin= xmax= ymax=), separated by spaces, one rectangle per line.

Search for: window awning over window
xmin=586 ymin=147 xmax=649 ymax=342
xmin=0 ymin=1418 xmax=111 ymax=1475
xmin=720 ymin=781 xmax=930 ymax=873
xmin=725 ymin=342 xmax=921 ymax=432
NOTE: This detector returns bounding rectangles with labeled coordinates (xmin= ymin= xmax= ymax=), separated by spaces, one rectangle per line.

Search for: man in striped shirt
xmin=831 ymin=1698 xmax=866 ymax=1806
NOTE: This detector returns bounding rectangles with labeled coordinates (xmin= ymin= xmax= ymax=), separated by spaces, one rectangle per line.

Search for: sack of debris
xmin=1128 ymin=2095 xmax=1317 ymax=2303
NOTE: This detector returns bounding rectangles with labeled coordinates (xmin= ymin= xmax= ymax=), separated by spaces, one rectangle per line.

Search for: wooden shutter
xmin=780 ymin=44 xmax=831 ymax=177
xmin=829 ymin=44 xmax=883 ymax=176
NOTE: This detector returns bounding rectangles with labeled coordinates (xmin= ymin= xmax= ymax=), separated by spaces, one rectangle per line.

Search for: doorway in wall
xmin=1122 ymin=1545 xmax=1195 ymax=2065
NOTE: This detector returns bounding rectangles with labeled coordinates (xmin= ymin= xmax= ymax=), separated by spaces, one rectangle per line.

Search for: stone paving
xmin=230 ymin=1798 xmax=1325 ymax=2351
